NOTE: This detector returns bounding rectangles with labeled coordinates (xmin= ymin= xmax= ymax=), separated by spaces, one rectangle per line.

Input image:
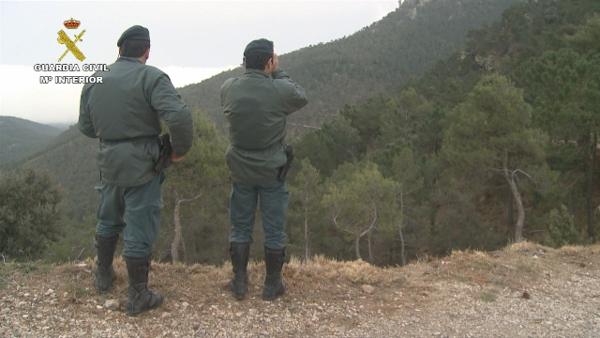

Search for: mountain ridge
xmin=0 ymin=116 xmax=62 ymax=168
xmin=178 ymin=0 xmax=520 ymax=130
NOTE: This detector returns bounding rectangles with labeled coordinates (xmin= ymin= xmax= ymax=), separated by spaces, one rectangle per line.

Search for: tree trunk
xmin=171 ymin=192 xmax=184 ymax=263
xmin=367 ymin=231 xmax=373 ymax=263
xmin=171 ymin=190 xmax=203 ymax=263
xmin=503 ymin=152 xmax=525 ymax=243
xmin=303 ymin=181 xmax=310 ymax=261
xmin=507 ymin=182 xmax=514 ymax=229
xmin=398 ymin=225 xmax=406 ymax=266
xmin=356 ymin=204 xmax=378 ymax=261
xmin=355 ymin=236 xmax=362 ymax=260
xmin=508 ymin=174 xmax=525 ymax=243
xmin=398 ymin=189 xmax=407 ymax=266
xmin=304 ymin=205 xmax=310 ymax=261
xmin=586 ymin=132 xmax=597 ymax=240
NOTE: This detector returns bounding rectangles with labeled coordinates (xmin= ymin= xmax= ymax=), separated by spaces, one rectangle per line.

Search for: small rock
xmin=521 ymin=291 xmax=531 ymax=300
xmin=104 ymin=299 xmax=119 ymax=310
xmin=361 ymin=284 xmax=375 ymax=294
xmin=44 ymin=288 xmax=54 ymax=296
xmin=182 ymin=302 xmax=190 ymax=308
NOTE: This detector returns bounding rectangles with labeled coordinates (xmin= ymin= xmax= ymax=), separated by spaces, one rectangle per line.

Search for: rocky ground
xmin=1 ymin=242 xmax=599 ymax=337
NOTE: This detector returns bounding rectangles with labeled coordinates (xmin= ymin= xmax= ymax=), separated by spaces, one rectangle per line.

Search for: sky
xmin=0 ymin=0 xmax=399 ymax=124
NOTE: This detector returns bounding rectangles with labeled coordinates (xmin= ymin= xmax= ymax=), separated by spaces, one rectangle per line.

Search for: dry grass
xmin=2 ymin=242 xmax=600 ymax=337
xmin=7 ymin=242 xmax=598 ymax=301
xmin=285 ymin=255 xmax=406 ymax=286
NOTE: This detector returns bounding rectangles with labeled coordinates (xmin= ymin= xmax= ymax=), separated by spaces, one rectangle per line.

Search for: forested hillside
xmin=3 ymin=0 xmax=599 ymax=268
xmin=22 ymin=126 xmax=98 ymax=220
xmin=3 ymin=0 xmax=520 ymax=263
xmin=290 ymin=0 xmax=600 ymax=264
xmin=178 ymin=0 xmax=520 ymax=130
xmin=154 ymin=0 xmax=600 ymax=266
xmin=0 ymin=116 xmax=61 ymax=168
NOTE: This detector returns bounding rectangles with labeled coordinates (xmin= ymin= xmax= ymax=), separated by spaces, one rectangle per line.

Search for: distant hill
xmin=0 ymin=116 xmax=62 ymax=168
xmin=48 ymin=123 xmax=71 ymax=132
xmin=179 ymin=0 xmax=521 ymax=131
xmin=23 ymin=125 xmax=98 ymax=220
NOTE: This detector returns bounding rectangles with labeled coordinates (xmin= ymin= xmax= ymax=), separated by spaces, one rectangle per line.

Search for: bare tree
xmin=397 ymin=190 xmax=407 ymax=266
xmin=323 ymin=162 xmax=396 ymax=262
xmin=171 ymin=188 xmax=202 ymax=263
xmin=502 ymin=152 xmax=532 ymax=243
xmin=332 ymin=202 xmax=378 ymax=260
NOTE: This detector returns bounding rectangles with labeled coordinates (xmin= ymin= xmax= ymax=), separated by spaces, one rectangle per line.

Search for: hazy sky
xmin=0 ymin=0 xmax=399 ymax=124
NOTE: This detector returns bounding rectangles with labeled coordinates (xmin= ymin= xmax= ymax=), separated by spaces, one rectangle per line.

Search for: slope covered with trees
xmin=131 ymin=0 xmax=600 ymax=265
xmin=6 ymin=0 xmax=599 ymax=268
xmin=16 ymin=0 xmax=515 ymax=228
xmin=0 ymin=116 xmax=62 ymax=168
xmin=178 ymin=0 xmax=520 ymax=130
xmin=22 ymin=125 xmax=98 ymax=220
xmin=289 ymin=0 xmax=600 ymax=264
xmin=4 ymin=0 xmax=522 ymax=263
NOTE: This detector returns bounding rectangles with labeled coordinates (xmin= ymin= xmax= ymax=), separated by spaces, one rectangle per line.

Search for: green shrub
xmin=546 ymin=205 xmax=580 ymax=247
xmin=0 ymin=169 xmax=62 ymax=259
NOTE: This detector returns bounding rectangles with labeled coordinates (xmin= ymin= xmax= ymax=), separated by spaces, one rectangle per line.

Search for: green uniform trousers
xmin=95 ymin=173 xmax=162 ymax=257
xmin=229 ymin=181 xmax=289 ymax=250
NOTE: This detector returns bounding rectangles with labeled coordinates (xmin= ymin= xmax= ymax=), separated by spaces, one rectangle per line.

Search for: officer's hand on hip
xmin=171 ymin=153 xmax=185 ymax=163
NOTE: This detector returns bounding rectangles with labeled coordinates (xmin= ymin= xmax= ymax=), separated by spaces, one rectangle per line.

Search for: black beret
xmin=117 ymin=25 xmax=150 ymax=47
xmin=243 ymin=38 xmax=274 ymax=57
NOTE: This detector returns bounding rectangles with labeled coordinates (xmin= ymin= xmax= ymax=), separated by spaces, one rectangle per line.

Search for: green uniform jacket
xmin=221 ymin=69 xmax=308 ymax=185
xmin=79 ymin=57 xmax=193 ymax=187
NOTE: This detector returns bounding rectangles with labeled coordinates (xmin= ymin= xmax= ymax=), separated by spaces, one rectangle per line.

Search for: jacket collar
xmin=244 ymin=69 xmax=270 ymax=78
xmin=117 ymin=56 xmax=143 ymax=64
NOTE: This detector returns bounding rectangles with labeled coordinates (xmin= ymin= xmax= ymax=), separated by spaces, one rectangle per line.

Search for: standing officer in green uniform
xmin=78 ymin=25 xmax=193 ymax=316
xmin=220 ymin=38 xmax=308 ymax=301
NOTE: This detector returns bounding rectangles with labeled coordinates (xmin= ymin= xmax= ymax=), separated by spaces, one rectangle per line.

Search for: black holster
xmin=277 ymin=144 xmax=294 ymax=182
xmin=153 ymin=133 xmax=173 ymax=174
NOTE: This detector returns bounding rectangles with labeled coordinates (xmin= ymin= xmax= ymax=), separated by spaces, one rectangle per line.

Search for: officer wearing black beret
xmin=116 ymin=25 xmax=150 ymax=47
xmin=79 ymin=25 xmax=193 ymax=316
xmin=221 ymin=38 xmax=308 ymax=301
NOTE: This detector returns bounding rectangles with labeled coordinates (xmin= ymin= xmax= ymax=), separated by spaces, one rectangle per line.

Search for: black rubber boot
xmin=124 ymin=256 xmax=164 ymax=316
xmin=229 ymin=242 xmax=250 ymax=300
xmin=94 ymin=234 xmax=118 ymax=293
xmin=262 ymin=246 xmax=286 ymax=301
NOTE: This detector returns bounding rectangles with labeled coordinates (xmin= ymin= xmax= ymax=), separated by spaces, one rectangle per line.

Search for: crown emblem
xmin=63 ymin=18 xmax=80 ymax=29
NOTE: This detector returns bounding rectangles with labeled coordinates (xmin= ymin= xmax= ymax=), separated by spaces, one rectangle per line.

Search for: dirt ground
xmin=1 ymin=242 xmax=599 ymax=337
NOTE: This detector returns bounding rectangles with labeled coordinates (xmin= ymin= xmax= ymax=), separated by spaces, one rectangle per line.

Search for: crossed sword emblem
xmin=57 ymin=29 xmax=86 ymax=62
